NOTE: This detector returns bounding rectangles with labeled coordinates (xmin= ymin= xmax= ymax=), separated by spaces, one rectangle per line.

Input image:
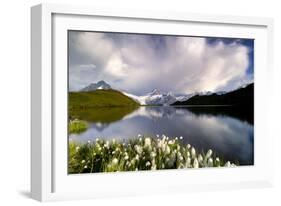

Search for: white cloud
xmin=69 ymin=32 xmax=252 ymax=94
xmin=104 ymin=53 xmax=129 ymax=78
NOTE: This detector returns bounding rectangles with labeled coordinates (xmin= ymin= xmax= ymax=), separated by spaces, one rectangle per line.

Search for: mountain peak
xmin=97 ymin=80 xmax=106 ymax=85
xmin=81 ymin=80 xmax=111 ymax=92
xmin=149 ymin=89 xmax=161 ymax=96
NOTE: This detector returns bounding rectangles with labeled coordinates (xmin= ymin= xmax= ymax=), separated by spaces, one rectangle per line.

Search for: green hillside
xmin=69 ymin=89 xmax=139 ymax=109
xmin=68 ymin=89 xmax=139 ymax=123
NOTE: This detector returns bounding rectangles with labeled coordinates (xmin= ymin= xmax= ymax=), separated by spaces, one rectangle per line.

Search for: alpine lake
xmin=69 ymin=105 xmax=253 ymax=165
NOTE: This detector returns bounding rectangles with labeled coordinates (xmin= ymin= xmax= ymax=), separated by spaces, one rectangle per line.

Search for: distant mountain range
xmin=80 ymin=81 xmax=185 ymax=105
xmin=123 ymin=89 xmax=181 ymax=106
xmin=172 ymin=83 xmax=254 ymax=107
xmin=79 ymin=81 xmax=254 ymax=107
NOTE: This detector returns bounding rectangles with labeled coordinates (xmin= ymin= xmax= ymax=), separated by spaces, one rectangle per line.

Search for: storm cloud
xmin=68 ymin=31 xmax=254 ymax=95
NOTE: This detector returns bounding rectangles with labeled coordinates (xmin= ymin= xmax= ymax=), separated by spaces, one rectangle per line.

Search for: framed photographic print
xmin=31 ymin=3 xmax=274 ymax=201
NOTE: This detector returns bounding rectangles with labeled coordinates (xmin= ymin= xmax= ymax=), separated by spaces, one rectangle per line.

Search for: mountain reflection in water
xmin=69 ymin=106 xmax=254 ymax=165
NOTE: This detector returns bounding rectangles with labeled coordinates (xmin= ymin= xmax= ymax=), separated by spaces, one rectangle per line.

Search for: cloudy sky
xmin=68 ymin=31 xmax=254 ymax=95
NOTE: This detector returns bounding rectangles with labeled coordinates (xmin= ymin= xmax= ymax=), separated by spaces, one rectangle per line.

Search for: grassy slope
xmin=69 ymin=119 xmax=88 ymax=134
xmin=69 ymin=89 xmax=139 ymax=123
xmin=69 ymin=89 xmax=139 ymax=108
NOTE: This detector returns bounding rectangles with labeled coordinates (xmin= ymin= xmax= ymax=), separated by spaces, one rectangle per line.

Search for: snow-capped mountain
xmin=122 ymin=92 xmax=148 ymax=105
xmin=175 ymin=93 xmax=195 ymax=102
xmin=79 ymin=80 xmax=228 ymax=105
xmin=80 ymin=80 xmax=111 ymax=91
xmin=215 ymin=91 xmax=227 ymax=95
xmin=122 ymin=89 xmax=191 ymax=106
xmin=194 ymin=91 xmax=213 ymax=96
xmin=123 ymin=89 xmax=174 ymax=105
xmin=145 ymin=89 xmax=177 ymax=105
xmin=123 ymin=89 xmax=175 ymax=105
xmin=191 ymin=90 xmax=227 ymax=97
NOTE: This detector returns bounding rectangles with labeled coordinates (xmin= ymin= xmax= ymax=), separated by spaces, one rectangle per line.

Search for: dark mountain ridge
xmin=172 ymin=83 xmax=254 ymax=107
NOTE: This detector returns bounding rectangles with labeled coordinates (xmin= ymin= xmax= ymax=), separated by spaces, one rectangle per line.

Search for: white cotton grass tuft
xmin=150 ymin=151 xmax=156 ymax=158
xmin=225 ymin=161 xmax=231 ymax=167
xmin=193 ymin=158 xmax=199 ymax=168
xmin=112 ymin=158 xmax=118 ymax=165
xmin=134 ymin=145 xmax=143 ymax=155
xmin=206 ymin=149 xmax=213 ymax=158
xmin=144 ymin=137 xmax=151 ymax=148
xmin=124 ymin=155 xmax=129 ymax=160
xmin=151 ymin=165 xmax=157 ymax=170
xmin=165 ymin=145 xmax=171 ymax=155
xmin=168 ymin=140 xmax=174 ymax=145
xmin=186 ymin=157 xmax=191 ymax=168
xmin=207 ymin=158 xmax=213 ymax=167
xmin=198 ymin=154 xmax=203 ymax=163
xmin=186 ymin=151 xmax=191 ymax=158
xmin=191 ymin=147 xmax=196 ymax=159
xmin=179 ymin=155 xmax=184 ymax=161
xmin=215 ymin=157 xmax=220 ymax=166
xmin=145 ymin=161 xmax=151 ymax=167
xmin=105 ymin=141 xmax=109 ymax=148
xmin=69 ymin=135 xmax=238 ymax=173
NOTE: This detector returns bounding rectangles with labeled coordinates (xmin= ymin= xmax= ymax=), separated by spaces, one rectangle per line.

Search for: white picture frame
xmin=31 ymin=3 xmax=274 ymax=202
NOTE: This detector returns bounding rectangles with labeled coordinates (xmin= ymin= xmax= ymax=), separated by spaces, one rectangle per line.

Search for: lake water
xmin=69 ymin=106 xmax=254 ymax=165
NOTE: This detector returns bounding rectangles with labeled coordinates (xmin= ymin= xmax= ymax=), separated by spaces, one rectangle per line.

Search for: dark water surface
xmin=69 ymin=106 xmax=254 ymax=165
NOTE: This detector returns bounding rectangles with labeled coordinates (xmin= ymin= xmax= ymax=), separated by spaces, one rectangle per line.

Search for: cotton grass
xmin=68 ymin=135 xmax=237 ymax=174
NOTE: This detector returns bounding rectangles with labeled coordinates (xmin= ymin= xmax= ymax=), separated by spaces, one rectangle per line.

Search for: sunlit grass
xmin=68 ymin=135 xmax=237 ymax=174
xmin=69 ymin=119 xmax=88 ymax=134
